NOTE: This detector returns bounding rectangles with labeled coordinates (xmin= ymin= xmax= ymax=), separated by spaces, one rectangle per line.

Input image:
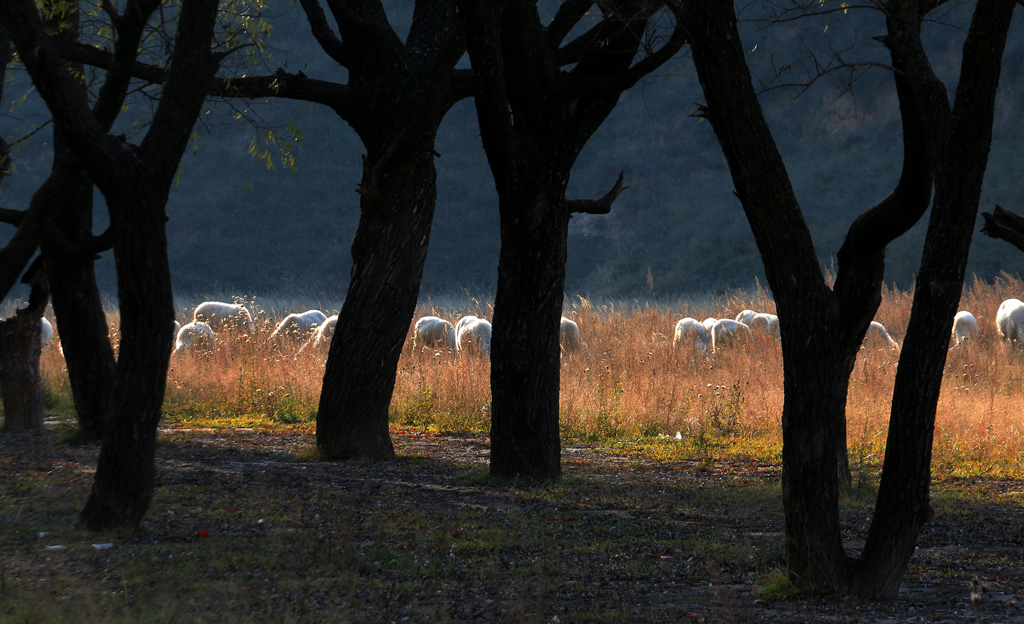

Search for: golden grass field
xmin=38 ymin=275 xmax=1024 ymax=478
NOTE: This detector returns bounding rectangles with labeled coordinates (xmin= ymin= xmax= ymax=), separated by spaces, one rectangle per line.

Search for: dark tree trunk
xmin=79 ymin=184 xmax=176 ymax=529
xmin=316 ymin=149 xmax=438 ymax=459
xmin=855 ymin=0 xmax=1014 ymax=596
xmin=0 ymin=307 xmax=46 ymax=432
xmin=298 ymin=0 xmax=465 ymax=460
xmin=682 ymin=0 xmax=1013 ymax=597
xmin=1 ymin=0 xmax=223 ymax=530
xmin=489 ymin=182 xmax=568 ymax=478
xmin=40 ymin=151 xmax=116 ymax=440
xmin=36 ymin=0 xmax=117 ymax=440
xmin=459 ymin=0 xmax=683 ymax=479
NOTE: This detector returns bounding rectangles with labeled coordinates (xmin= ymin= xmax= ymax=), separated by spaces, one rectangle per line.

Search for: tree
xmin=458 ymin=0 xmax=685 ymax=478
xmin=222 ymin=0 xmax=467 ymax=460
xmin=50 ymin=0 xmax=469 ymax=461
xmin=679 ymin=0 xmax=1014 ymax=596
xmin=0 ymin=259 xmax=48 ymax=432
xmin=0 ymin=1 xmax=120 ymax=439
xmin=0 ymin=0 xmax=224 ymax=529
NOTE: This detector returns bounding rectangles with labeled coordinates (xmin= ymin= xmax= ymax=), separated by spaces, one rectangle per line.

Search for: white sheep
xmin=173 ymin=319 xmax=182 ymax=337
xmin=271 ymin=309 xmax=328 ymax=341
xmin=734 ymin=309 xmax=757 ymax=326
xmin=996 ymin=298 xmax=1024 ymax=343
xmin=456 ymin=316 xmax=491 ymax=356
xmin=40 ymin=317 xmax=53 ymax=348
xmin=174 ymin=321 xmax=214 ymax=355
xmin=673 ymin=317 xmax=710 ymax=353
xmin=701 ymin=317 xmax=718 ymax=331
xmin=951 ymin=310 xmax=979 ymax=347
xmin=309 ymin=314 xmax=338 ymax=351
xmin=711 ymin=319 xmax=751 ymax=352
xmin=193 ymin=301 xmax=254 ymax=333
xmin=414 ymin=316 xmax=457 ymax=352
xmin=560 ymin=316 xmax=587 ymax=356
xmin=864 ymin=320 xmax=899 ymax=352
xmin=749 ymin=312 xmax=781 ymax=339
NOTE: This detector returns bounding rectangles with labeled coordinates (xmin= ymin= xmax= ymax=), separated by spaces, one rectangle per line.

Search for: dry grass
xmin=36 ymin=277 xmax=1024 ymax=477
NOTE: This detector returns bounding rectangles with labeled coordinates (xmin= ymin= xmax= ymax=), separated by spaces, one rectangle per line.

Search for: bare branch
xmin=981 ymin=205 xmax=1024 ymax=253
xmin=298 ymin=0 xmax=350 ymax=67
xmin=0 ymin=207 xmax=25 ymax=226
xmin=546 ymin=0 xmax=595 ymax=49
xmin=568 ymin=170 xmax=627 ymax=215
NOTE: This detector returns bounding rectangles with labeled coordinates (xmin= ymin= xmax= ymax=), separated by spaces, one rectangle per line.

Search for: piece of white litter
xmin=91 ymin=542 xmax=114 ymax=550
xmin=45 ymin=545 xmax=65 ymax=550
xmin=675 ymin=431 xmax=682 ymax=440
xmin=38 ymin=531 xmax=48 ymax=538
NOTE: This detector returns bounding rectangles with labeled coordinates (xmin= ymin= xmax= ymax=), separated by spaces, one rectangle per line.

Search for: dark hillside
xmin=2 ymin=2 xmax=1023 ymax=303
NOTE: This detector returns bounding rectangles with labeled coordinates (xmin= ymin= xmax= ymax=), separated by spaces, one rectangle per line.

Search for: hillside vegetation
xmin=2 ymin=2 xmax=1024 ymax=302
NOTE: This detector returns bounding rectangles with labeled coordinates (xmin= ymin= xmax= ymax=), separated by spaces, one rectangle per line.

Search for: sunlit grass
xmin=36 ymin=276 xmax=1024 ymax=478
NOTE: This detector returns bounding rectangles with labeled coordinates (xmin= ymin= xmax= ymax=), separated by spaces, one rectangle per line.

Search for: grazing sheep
xmin=560 ymin=316 xmax=587 ymax=356
xmin=749 ymin=312 xmax=781 ymax=339
xmin=272 ymin=310 xmax=328 ymax=341
xmin=701 ymin=317 xmax=718 ymax=331
xmin=309 ymin=315 xmax=338 ymax=351
xmin=193 ymin=301 xmax=254 ymax=333
xmin=40 ymin=318 xmax=53 ymax=348
xmin=735 ymin=309 xmax=757 ymax=326
xmin=996 ymin=298 xmax=1024 ymax=343
xmin=456 ymin=316 xmax=492 ymax=356
xmin=414 ymin=316 xmax=457 ymax=352
xmin=864 ymin=320 xmax=899 ymax=352
xmin=951 ymin=310 xmax=979 ymax=347
xmin=711 ymin=319 xmax=751 ymax=352
xmin=174 ymin=321 xmax=214 ymax=355
xmin=673 ymin=317 xmax=710 ymax=353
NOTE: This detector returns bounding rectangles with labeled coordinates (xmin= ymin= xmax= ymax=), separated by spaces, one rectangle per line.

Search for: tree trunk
xmin=855 ymin=0 xmax=1015 ymax=596
xmin=78 ymin=185 xmax=176 ymax=530
xmin=683 ymin=1 xmax=856 ymax=589
xmin=0 ymin=307 xmax=45 ymax=432
xmin=40 ymin=158 xmax=116 ymax=440
xmin=316 ymin=148 xmax=438 ymax=460
xmin=489 ymin=183 xmax=568 ymax=479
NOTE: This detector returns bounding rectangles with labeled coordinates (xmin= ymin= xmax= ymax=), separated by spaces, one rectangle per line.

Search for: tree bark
xmin=304 ymin=0 xmax=465 ymax=460
xmin=0 ymin=272 xmax=47 ymax=433
xmin=0 ymin=311 xmax=45 ymax=432
xmin=489 ymin=181 xmax=569 ymax=478
xmin=460 ymin=0 xmax=684 ymax=478
xmin=856 ymin=0 xmax=1015 ymax=596
xmin=682 ymin=0 xmax=1014 ymax=596
xmin=0 ymin=0 xmax=222 ymax=530
xmin=316 ymin=148 xmax=438 ymax=459
xmin=36 ymin=0 xmax=118 ymax=440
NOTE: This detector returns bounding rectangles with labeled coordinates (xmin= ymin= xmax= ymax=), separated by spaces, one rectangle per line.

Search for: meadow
xmin=3 ymin=277 xmax=1023 ymax=622
xmin=124 ymin=275 xmax=1024 ymax=479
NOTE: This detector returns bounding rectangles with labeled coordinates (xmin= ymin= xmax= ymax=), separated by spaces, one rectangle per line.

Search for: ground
xmin=1 ymin=424 xmax=1022 ymax=623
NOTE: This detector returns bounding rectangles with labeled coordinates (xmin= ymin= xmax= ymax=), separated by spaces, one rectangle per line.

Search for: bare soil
xmin=2 ymin=424 xmax=1022 ymax=623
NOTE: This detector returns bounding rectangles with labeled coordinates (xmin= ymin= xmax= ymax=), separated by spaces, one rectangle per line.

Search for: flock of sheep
xmin=412 ymin=314 xmax=588 ymax=357
xmin=172 ymin=301 xmax=338 ymax=355
xmin=31 ymin=297 xmax=1024 ymax=360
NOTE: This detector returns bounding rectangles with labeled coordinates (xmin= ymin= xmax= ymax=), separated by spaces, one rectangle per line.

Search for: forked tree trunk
xmin=0 ymin=307 xmax=45 ymax=432
xmin=316 ymin=149 xmax=438 ymax=460
xmin=855 ymin=0 xmax=1015 ymax=596
xmin=41 ymin=163 xmax=116 ymax=439
xmin=489 ymin=183 xmax=568 ymax=478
